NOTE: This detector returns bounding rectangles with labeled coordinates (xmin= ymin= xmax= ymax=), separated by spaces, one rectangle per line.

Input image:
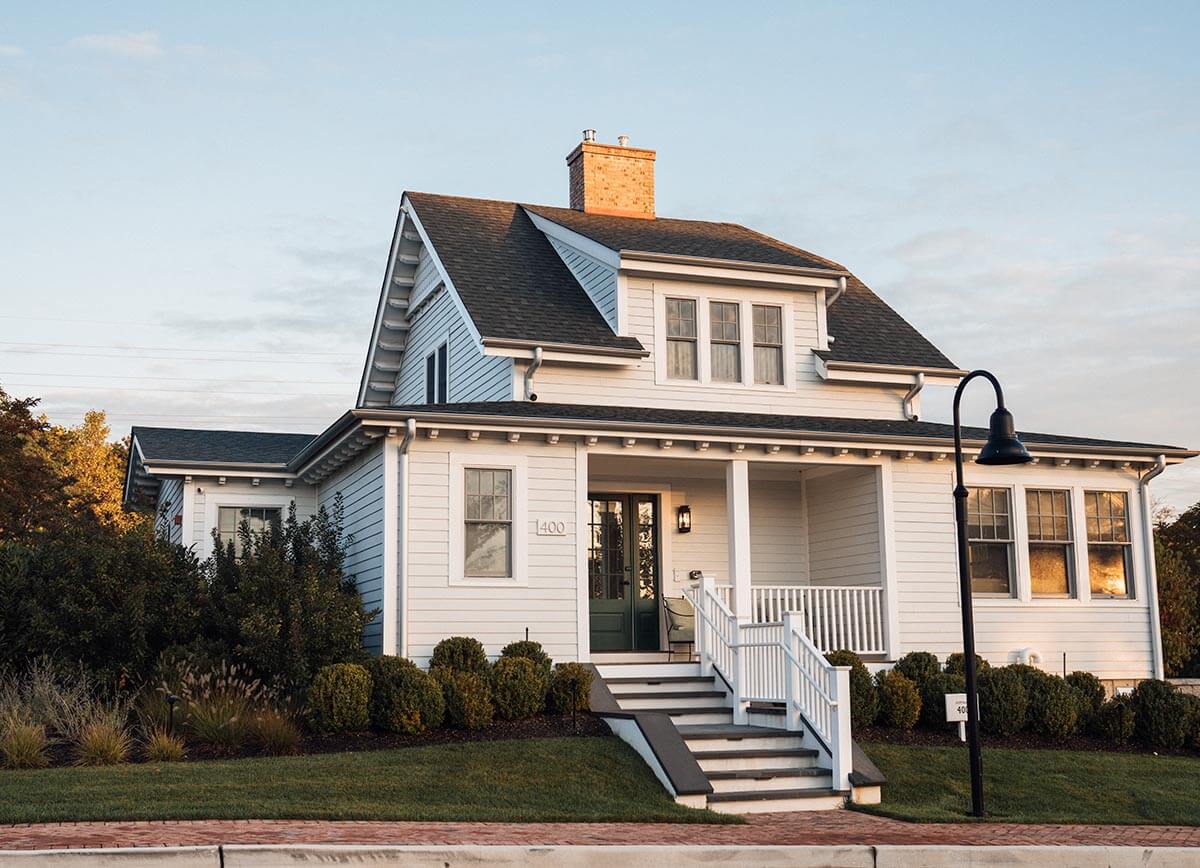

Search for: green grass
xmin=0 ymin=736 xmax=736 ymax=824
xmin=859 ymin=741 xmax=1200 ymax=825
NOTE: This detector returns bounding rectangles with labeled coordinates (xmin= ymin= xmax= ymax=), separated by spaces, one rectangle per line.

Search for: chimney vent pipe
xmin=617 ymin=134 xmax=630 ymax=147
xmin=582 ymin=129 xmax=596 ymax=143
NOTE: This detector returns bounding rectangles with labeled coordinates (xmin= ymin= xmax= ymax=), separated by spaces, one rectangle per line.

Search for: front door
xmin=587 ymin=493 xmax=660 ymax=652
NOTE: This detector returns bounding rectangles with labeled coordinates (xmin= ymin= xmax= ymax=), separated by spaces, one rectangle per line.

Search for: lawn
xmin=860 ymin=741 xmax=1200 ymax=825
xmin=0 ymin=736 xmax=735 ymax=825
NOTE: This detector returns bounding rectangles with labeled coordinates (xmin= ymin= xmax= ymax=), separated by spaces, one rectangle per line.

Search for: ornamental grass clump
xmin=490 ymin=657 xmax=546 ymax=720
xmin=248 ymin=707 xmax=301 ymax=756
xmin=306 ymin=663 xmax=371 ymax=734
xmin=825 ymin=650 xmax=878 ymax=728
xmin=0 ymin=717 xmax=50 ymax=769
xmin=369 ymin=657 xmax=444 ymax=734
xmin=143 ymin=726 xmax=186 ymax=762
xmin=430 ymin=637 xmax=490 ymax=676
xmin=183 ymin=661 xmax=269 ymax=752
xmin=74 ymin=719 xmax=132 ymax=766
xmin=875 ymin=670 xmax=920 ymax=730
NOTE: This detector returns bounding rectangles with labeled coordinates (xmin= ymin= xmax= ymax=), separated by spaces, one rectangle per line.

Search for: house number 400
xmin=536 ymin=519 xmax=567 ymax=536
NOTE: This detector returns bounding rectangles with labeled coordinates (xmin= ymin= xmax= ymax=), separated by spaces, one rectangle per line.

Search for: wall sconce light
xmin=677 ymin=504 xmax=692 ymax=533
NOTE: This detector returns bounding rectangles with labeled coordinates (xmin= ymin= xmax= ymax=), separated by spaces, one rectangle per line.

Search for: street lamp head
xmin=976 ymin=407 xmax=1034 ymax=466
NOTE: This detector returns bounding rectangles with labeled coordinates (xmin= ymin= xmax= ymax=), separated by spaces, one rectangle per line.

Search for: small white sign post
xmin=945 ymin=692 xmax=969 ymax=742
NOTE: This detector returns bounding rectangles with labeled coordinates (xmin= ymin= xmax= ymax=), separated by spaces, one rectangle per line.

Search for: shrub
xmin=1131 ymin=679 xmax=1190 ymax=749
xmin=1028 ymin=677 xmax=1079 ymax=741
xmin=0 ymin=719 xmax=50 ymax=769
xmin=943 ymin=653 xmax=990 ymax=677
xmin=306 ymin=663 xmax=371 ymax=734
xmin=369 ymin=657 xmax=444 ymax=734
xmin=548 ymin=662 xmax=593 ymax=715
xmin=1095 ymin=696 xmax=1136 ymax=743
xmin=1006 ymin=665 xmax=1060 ymax=734
xmin=825 ymin=650 xmax=878 ymax=728
xmin=1065 ymin=671 xmax=1106 ymax=713
xmin=875 ymin=670 xmax=920 ymax=730
xmin=430 ymin=637 xmax=489 ymax=675
xmin=500 ymin=640 xmax=552 ymax=687
xmin=183 ymin=661 xmax=267 ymax=752
xmin=976 ymin=666 xmax=1028 ymax=736
xmin=919 ymin=672 xmax=966 ymax=729
xmin=490 ymin=657 xmax=546 ymax=720
xmin=249 ymin=708 xmax=301 ymax=756
xmin=144 ymin=727 xmax=186 ymax=762
xmin=893 ymin=652 xmax=940 ymax=690
xmin=75 ymin=720 xmax=132 ymax=766
xmin=1181 ymin=694 xmax=1200 ymax=750
xmin=441 ymin=671 xmax=493 ymax=730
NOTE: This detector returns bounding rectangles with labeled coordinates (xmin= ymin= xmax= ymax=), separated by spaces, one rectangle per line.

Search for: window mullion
xmin=1013 ymin=485 xmax=1033 ymax=603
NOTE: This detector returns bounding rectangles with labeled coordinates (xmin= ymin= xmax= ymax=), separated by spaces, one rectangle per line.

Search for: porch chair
xmin=664 ymin=596 xmax=695 ymax=661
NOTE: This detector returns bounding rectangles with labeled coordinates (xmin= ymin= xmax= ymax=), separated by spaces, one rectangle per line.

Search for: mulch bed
xmin=857 ymin=725 xmax=1200 ymax=758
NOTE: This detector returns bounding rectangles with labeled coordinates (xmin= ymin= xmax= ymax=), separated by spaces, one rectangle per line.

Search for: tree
xmin=0 ymin=385 xmax=67 ymax=541
xmin=1157 ymin=503 xmax=1200 ymax=676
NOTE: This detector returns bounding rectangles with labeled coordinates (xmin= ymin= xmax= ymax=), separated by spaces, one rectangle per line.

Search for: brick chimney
xmin=566 ymin=130 xmax=656 ymax=219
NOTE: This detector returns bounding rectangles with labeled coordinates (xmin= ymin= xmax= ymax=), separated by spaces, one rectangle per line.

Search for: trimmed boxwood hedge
xmin=893 ymin=652 xmax=941 ymax=690
xmin=976 ymin=666 xmax=1028 ymax=736
xmin=430 ymin=637 xmax=489 ymax=675
xmin=306 ymin=663 xmax=371 ymax=733
xmin=490 ymin=657 xmax=546 ymax=720
xmin=876 ymin=669 xmax=920 ymax=730
xmin=368 ymin=656 xmax=444 ymax=734
xmin=826 ymin=649 xmax=878 ymax=729
xmin=918 ymin=672 xmax=966 ymax=730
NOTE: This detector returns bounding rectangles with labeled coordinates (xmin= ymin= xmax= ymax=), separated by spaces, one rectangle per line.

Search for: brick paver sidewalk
xmin=2 ymin=813 xmax=1199 ymax=850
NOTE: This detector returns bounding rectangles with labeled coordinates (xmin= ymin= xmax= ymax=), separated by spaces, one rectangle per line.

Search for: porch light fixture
xmin=952 ymin=370 xmax=1033 ymax=818
xmin=676 ymin=504 xmax=692 ymax=533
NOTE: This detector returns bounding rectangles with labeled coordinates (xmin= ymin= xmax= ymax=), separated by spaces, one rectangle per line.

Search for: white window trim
xmin=1019 ymin=486 xmax=1077 ymax=602
xmin=201 ymin=490 xmax=298 ymax=560
xmin=1082 ymin=487 xmax=1138 ymax=602
xmin=653 ymin=288 xmax=796 ymax=391
xmin=965 ymin=484 xmax=1018 ymax=600
xmin=449 ymin=452 xmax=529 ymax=588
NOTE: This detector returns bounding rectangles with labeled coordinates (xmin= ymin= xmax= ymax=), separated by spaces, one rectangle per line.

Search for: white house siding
xmin=404 ymin=439 xmax=579 ymax=666
xmin=182 ymin=478 xmax=317 ymax=559
xmin=317 ymin=443 xmax=387 ymax=654
xmin=531 ymin=278 xmax=908 ymax=419
xmin=156 ymin=477 xmax=184 ymax=545
xmin=889 ymin=459 xmax=1156 ymax=681
xmin=806 ymin=467 xmax=882 ymax=587
xmin=391 ymin=249 xmax=512 ymax=405
xmin=547 ymin=236 xmax=618 ymax=330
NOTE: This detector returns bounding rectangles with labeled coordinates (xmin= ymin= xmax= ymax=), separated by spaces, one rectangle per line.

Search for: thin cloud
xmin=0 ymin=44 xmax=24 ymax=58
xmin=69 ymin=31 xmax=164 ymax=60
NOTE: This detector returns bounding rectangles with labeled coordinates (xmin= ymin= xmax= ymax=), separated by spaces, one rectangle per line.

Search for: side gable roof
xmin=131 ymin=426 xmax=316 ymax=466
xmin=404 ymin=193 xmax=645 ymax=353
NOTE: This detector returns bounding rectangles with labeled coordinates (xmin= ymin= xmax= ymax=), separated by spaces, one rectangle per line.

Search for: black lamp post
xmin=952 ymin=370 xmax=1033 ymax=818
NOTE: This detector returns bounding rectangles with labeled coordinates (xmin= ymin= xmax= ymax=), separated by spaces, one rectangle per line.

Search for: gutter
xmin=1139 ymin=455 xmax=1168 ymax=679
xmin=482 ymin=337 xmax=648 ymax=359
xmin=902 ymin=373 xmax=925 ymax=421
xmin=619 ymin=248 xmax=850 ymax=280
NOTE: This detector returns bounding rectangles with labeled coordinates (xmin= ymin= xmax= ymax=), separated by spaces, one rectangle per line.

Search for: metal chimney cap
xmin=582 ymin=129 xmax=596 ymax=143
xmin=617 ymin=134 xmax=630 ymax=147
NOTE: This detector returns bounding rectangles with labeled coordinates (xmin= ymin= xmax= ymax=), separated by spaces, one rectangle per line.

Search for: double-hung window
xmin=425 ymin=341 xmax=448 ymax=403
xmin=752 ymin=305 xmax=784 ymax=385
xmin=966 ymin=487 xmax=1015 ymax=596
xmin=464 ymin=468 xmax=512 ymax=578
xmin=217 ymin=506 xmax=281 ymax=558
xmin=1026 ymin=489 xmax=1074 ymax=597
xmin=709 ymin=301 xmax=741 ymax=383
xmin=665 ymin=298 xmax=698 ymax=380
xmin=1085 ymin=491 xmax=1132 ymax=598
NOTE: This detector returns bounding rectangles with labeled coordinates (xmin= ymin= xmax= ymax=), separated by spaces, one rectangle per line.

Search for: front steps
xmin=597 ymin=660 xmax=848 ymax=814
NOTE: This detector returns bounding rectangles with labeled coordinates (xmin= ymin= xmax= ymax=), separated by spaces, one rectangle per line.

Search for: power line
xmin=6 ymin=383 xmax=348 ymax=398
xmin=1 ymin=370 xmax=350 ymax=386
xmin=1 ymin=349 xmax=359 ymax=365
xmin=0 ymin=339 xmax=358 ymax=357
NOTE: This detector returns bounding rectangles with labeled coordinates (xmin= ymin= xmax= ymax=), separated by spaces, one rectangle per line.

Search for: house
xmin=124 ymin=132 xmax=1196 ymax=811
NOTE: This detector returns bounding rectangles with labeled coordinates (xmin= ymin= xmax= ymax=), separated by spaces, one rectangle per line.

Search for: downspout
xmin=396 ymin=418 xmax=416 ymax=657
xmin=826 ymin=276 xmax=847 ymax=307
xmin=523 ymin=346 xmax=544 ymax=402
xmin=1139 ymin=455 xmax=1168 ymax=679
xmin=902 ymin=372 xmax=925 ymax=421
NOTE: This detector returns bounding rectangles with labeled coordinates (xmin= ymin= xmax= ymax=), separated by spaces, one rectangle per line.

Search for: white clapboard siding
xmin=531 ymin=279 xmax=908 ymax=419
xmin=405 ymin=440 xmax=580 ymax=665
xmin=807 ymin=467 xmax=882 ymax=587
xmin=156 ymin=477 xmax=184 ymax=545
xmin=392 ymin=248 xmax=512 ymax=405
xmin=185 ymin=478 xmax=317 ymax=558
xmin=318 ymin=443 xmax=387 ymax=654
xmin=889 ymin=460 xmax=1155 ymax=680
xmin=547 ymin=236 xmax=618 ymax=330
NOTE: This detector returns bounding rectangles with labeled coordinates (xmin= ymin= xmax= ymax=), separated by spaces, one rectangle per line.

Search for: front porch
xmin=586 ymin=453 xmax=897 ymax=659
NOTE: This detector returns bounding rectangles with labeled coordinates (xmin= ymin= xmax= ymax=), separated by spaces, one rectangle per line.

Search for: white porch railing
xmin=715 ymin=584 xmax=886 ymax=656
xmin=686 ymin=577 xmax=853 ymax=791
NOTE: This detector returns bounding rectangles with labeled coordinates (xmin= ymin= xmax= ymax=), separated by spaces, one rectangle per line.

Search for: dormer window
xmin=709 ymin=302 xmax=741 ymax=383
xmin=666 ymin=298 xmax=698 ymax=380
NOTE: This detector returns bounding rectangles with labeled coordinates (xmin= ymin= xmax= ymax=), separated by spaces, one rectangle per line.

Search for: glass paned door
xmin=588 ymin=494 xmax=660 ymax=651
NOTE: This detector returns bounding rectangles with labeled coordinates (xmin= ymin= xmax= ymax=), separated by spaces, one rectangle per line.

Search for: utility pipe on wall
xmin=395 ymin=418 xmax=417 ymax=657
xmin=1139 ymin=454 xmax=1168 ymax=679
xmin=524 ymin=346 xmax=544 ymax=401
xmin=902 ymin=372 xmax=925 ymax=421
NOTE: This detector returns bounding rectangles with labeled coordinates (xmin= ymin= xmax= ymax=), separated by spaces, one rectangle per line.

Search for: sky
xmin=1 ymin=2 xmax=1198 ymax=510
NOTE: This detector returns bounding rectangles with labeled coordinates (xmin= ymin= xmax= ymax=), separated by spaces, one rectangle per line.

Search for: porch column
xmin=726 ymin=458 xmax=753 ymax=621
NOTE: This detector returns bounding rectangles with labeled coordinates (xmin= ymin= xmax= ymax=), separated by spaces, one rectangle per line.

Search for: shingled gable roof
xmin=132 ymin=426 xmax=316 ymax=466
xmin=407 ymin=191 xmax=957 ymax=370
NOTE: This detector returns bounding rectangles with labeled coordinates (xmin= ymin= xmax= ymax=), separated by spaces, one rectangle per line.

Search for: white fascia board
xmin=619 ymin=252 xmax=842 ymax=290
xmin=357 ymin=205 xmax=409 ymax=408
xmin=481 ymin=344 xmax=641 ymax=366
xmin=815 ymin=356 xmax=967 ymax=385
xmin=142 ymin=465 xmax=298 ymax=480
xmin=402 ymin=194 xmax=484 ymax=347
xmin=524 ymin=210 xmax=620 ymax=269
